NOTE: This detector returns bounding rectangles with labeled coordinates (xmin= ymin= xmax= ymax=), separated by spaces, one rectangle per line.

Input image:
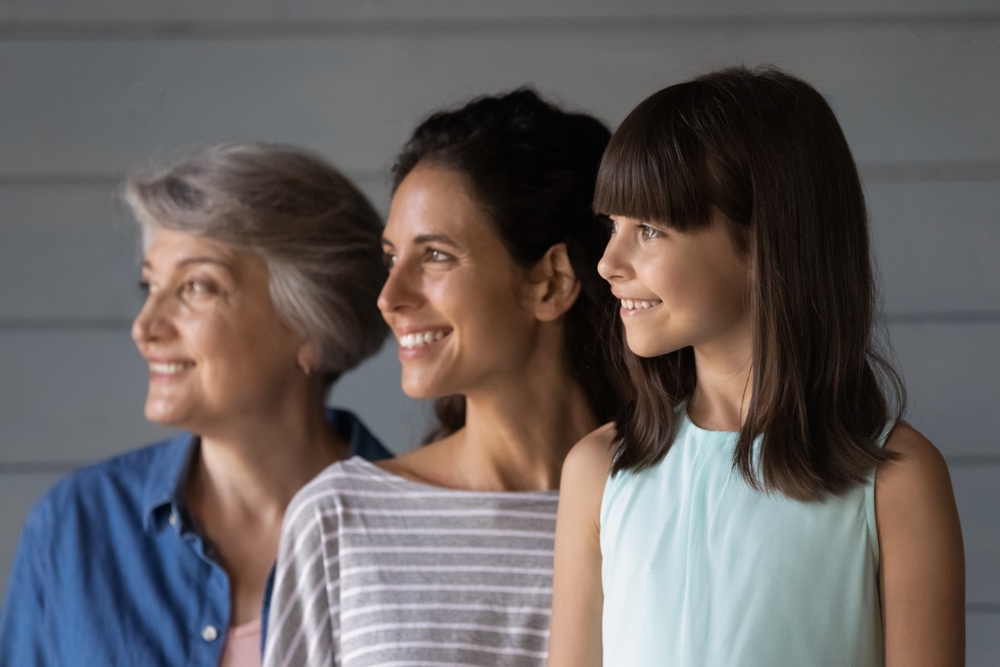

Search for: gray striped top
xmin=263 ymin=456 xmax=559 ymax=667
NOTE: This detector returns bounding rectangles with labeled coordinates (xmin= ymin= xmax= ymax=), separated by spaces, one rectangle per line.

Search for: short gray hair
xmin=124 ymin=142 xmax=388 ymax=382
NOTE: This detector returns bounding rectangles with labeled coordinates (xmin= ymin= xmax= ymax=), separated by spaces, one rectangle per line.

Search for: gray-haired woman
xmin=0 ymin=143 xmax=393 ymax=667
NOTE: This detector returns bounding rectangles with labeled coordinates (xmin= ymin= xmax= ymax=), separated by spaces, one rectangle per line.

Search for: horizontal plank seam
xmin=1 ymin=163 xmax=999 ymax=188
xmin=4 ymin=311 xmax=1000 ymax=331
xmin=3 ymin=455 xmax=999 ymax=474
xmin=0 ymin=170 xmax=387 ymax=187
xmin=1 ymin=13 xmax=1000 ymax=40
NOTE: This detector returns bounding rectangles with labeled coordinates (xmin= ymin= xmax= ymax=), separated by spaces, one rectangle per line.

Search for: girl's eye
xmin=639 ymin=224 xmax=663 ymax=240
xmin=383 ymin=252 xmax=397 ymax=269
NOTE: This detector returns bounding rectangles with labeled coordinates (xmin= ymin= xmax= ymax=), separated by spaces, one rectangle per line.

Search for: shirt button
xmin=202 ymin=625 xmax=218 ymax=642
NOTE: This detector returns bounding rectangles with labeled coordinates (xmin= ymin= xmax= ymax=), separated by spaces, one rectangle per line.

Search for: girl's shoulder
xmin=563 ymin=423 xmax=617 ymax=484
xmin=876 ymin=422 xmax=957 ymax=527
xmin=559 ymin=423 xmax=618 ymax=523
xmin=877 ymin=423 xmax=953 ymax=504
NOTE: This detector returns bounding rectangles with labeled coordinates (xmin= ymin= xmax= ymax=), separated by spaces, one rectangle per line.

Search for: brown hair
xmin=125 ymin=142 xmax=388 ymax=385
xmin=392 ymin=89 xmax=621 ymax=443
xmin=594 ymin=66 xmax=905 ymax=500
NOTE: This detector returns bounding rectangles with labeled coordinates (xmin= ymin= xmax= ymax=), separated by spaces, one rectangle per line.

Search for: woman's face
xmin=132 ymin=228 xmax=306 ymax=432
xmin=378 ymin=166 xmax=540 ymax=399
xmin=597 ymin=212 xmax=750 ymax=358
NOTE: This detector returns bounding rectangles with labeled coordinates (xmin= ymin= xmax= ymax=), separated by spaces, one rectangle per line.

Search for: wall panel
xmin=0 ymin=26 xmax=998 ymax=177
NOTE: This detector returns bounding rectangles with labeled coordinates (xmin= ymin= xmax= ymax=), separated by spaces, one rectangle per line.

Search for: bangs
xmin=594 ymin=84 xmax=715 ymax=232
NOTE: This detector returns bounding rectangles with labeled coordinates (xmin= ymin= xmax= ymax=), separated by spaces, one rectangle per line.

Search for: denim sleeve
xmin=0 ymin=503 xmax=53 ymax=667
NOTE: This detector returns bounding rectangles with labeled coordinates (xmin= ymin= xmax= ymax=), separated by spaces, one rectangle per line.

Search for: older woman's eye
xmin=138 ymin=280 xmax=151 ymax=295
xmin=182 ymin=278 xmax=216 ymax=297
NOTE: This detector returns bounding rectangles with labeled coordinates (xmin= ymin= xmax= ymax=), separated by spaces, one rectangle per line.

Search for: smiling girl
xmin=548 ymin=67 xmax=965 ymax=667
xmin=264 ymin=90 xmax=620 ymax=667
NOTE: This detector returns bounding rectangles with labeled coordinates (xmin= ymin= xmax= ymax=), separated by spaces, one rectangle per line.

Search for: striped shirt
xmin=263 ymin=456 xmax=559 ymax=667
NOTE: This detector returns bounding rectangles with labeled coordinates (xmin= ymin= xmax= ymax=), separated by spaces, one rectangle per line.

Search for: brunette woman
xmin=264 ymin=90 xmax=619 ymax=667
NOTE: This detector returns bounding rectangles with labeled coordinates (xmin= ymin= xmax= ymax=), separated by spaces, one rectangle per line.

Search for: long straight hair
xmin=594 ymin=66 xmax=905 ymax=500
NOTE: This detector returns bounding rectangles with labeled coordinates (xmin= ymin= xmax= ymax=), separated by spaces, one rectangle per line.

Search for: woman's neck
xmin=386 ymin=332 xmax=599 ymax=493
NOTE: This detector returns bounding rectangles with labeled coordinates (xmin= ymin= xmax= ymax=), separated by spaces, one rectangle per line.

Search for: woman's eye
xmin=428 ymin=248 xmax=454 ymax=263
xmin=138 ymin=280 xmax=151 ymax=295
xmin=383 ymin=253 xmax=397 ymax=269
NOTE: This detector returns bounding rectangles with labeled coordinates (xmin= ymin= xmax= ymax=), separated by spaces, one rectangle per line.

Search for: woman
xmin=263 ymin=90 xmax=620 ymax=667
xmin=0 ymin=143 xmax=394 ymax=666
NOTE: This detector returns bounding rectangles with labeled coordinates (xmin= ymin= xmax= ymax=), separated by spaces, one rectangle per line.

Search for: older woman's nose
xmin=131 ymin=291 xmax=172 ymax=346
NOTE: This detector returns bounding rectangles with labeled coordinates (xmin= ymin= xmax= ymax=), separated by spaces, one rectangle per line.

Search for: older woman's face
xmin=132 ymin=228 xmax=305 ymax=432
xmin=378 ymin=166 xmax=539 ymax=400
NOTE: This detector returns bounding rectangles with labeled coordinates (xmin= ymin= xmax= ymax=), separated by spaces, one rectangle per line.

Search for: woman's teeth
xmin=622 ymin=299 xmax=661 ymax=310
xmin=399 ymin=330 xmax=447 ymax=349
xmin=149 ymin=362 xmax=191 ymax=374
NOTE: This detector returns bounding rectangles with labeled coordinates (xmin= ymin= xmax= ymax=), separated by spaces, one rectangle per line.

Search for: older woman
xmin=264 ymin=90 xmax=620 ymax=667
xmin=0 ymin=143 xmax=392 ymax=666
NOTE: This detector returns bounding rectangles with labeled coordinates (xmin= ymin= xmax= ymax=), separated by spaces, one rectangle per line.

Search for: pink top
xmin=219 ymin=618 xmax=262 ymax=667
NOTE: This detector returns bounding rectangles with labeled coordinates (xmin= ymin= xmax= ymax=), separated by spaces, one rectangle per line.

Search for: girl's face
xmin=598 ymin=212 xmax=750 ymax=358
xmin=378 ymin=166 xmax=539 ymax=399
xmin=132 ymin=228 xmax=307 ymax=432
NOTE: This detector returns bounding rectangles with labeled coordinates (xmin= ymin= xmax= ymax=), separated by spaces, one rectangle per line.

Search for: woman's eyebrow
xmin=413 ymin=233 xmax=458 ymax=247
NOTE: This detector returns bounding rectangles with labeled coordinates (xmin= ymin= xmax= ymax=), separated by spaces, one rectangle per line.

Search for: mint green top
xmin=600 ymin=411 xmax=886 ymax=667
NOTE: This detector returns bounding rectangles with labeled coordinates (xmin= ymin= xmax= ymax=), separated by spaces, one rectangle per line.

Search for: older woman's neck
xmin=192 ymin=380 xmax=348 ymax=514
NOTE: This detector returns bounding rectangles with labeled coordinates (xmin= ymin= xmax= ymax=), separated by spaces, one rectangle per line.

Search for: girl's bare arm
xmin=877 ymin=423 xmax=965 ymax=667
xmin=548 ymin=424 xmax=617 ymax=667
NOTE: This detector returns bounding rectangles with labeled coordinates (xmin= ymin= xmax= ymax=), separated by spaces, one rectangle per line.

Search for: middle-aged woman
xmin=263 ymin=90 xmax=622 ymax=667
xmin=0 ymin=143 xmax=394 ymax=667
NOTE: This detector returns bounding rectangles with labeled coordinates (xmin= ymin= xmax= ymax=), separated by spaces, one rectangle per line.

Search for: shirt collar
xmin=141 ymin=430 xmax=198 ymax=532
xmin=140 ymin=408 xmax=390 ymax=532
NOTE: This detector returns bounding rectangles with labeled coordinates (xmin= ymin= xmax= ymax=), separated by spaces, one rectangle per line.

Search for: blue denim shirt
xmin=0 ymin=408 xmax=392 ymax=667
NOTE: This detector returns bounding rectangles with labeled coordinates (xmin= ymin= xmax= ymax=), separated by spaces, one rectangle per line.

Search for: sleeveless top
xmin=601 ymin=411 xmax=888 ymax=667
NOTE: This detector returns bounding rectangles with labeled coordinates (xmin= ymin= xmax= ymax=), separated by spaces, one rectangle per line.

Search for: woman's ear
xmin=525 ymin=243 xmax=581 ymax=322
xmin=296 ymin=343 xmax=321 ymax=377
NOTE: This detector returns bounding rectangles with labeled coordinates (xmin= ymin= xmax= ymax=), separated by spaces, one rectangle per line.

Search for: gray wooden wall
xmin=1 ymin=1 xmax=998 ymax=662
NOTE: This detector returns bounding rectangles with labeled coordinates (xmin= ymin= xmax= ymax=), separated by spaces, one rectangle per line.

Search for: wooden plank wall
xmin=1 ymin=1 xmax=997 ymax=661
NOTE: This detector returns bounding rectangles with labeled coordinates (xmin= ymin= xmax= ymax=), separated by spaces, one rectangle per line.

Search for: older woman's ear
xmin=297 ymin=343 xmax=322 ymax=377
xmin=526 ymin=242 xmax=581 ymax=322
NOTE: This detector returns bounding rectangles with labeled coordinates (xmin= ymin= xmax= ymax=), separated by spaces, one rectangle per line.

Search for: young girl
xmin=548 ymin=67 xmax=965 ymax=667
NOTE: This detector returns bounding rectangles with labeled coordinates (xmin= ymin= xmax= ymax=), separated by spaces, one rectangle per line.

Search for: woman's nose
xmin=377 ymin=261 xmax=422 ymax=314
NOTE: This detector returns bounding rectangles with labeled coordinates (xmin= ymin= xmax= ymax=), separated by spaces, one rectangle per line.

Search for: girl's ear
xmin=525 ymin=243 xmax=581 ymax=322
xmin=296 ymin=343 xmax=321 ymax=377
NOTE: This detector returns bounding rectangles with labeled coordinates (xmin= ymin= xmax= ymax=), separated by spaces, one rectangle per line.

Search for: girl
xmin=548 ymin=67 xmax=965 ymax=667
xmin=264 ymin=90 xmax=620 ymax=667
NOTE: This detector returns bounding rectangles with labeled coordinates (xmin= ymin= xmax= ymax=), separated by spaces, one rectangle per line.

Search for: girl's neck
xmin=687 ymin=323 xmax=754 ymax=433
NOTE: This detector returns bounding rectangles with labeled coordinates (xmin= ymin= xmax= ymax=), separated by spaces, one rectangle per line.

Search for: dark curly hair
xmin=392 ymin=88 xmax=622 ymax=443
